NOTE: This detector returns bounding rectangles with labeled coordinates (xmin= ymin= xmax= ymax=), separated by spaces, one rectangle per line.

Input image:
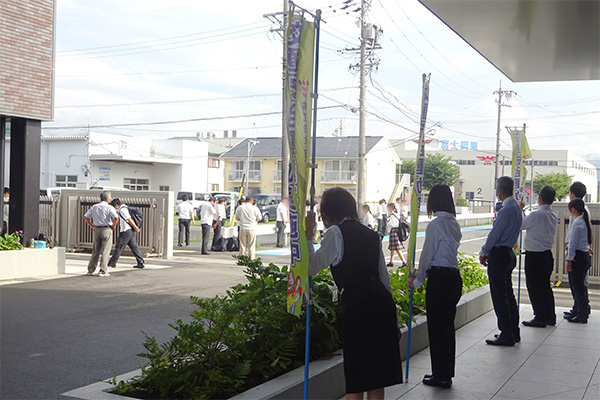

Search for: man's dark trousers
xmin=109 ymin=229 xmax=144 ymax=267
xmin=211 ymin=220 xmax=222 ymax=251
xmin=178 ymin=219 xmax=190 ymax=246
xmin=201 ymin=223 xmax=211 ymax=253
xmin=378 ymin=217 xmax=387 ymax=236
xmin=568 ymin=251 xmax=591 ymax=320
xmin=488 ymin=246 xmax=519 ymax=341
xmin=276 ymin=221 xmax=285 ymax=247
xmin=525 ymin=250 xmax=556 ymax=324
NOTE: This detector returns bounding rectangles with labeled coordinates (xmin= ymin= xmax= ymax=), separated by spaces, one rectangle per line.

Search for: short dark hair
xmin=245 ymin=196 xmax=253 ymax=203
xmin=110 ymin=198 xmax=121 ymax=207
xmin=3 ymin=187 xmax=8 ymax=195
xmin=538 ymin=185 xmax=556 ymax=205
xmin=208 ymin=196 xmax=216 ymax=202
xmin=379 ymin=199 xmax=386 ymax=204
xmin=427 ymin=184 xmax=456 ymax=217
xmin=218 ymin=197 xmax=226 ymax=204
xmin=181 ymin=194 xmax=189 ymax=201
xmin=496 ymin=176 xmax=514 ymax=196
xmin=570 ymin=182 xmax=586 ymax=199
xmin=396 ymin=197 xmax=402 ymax=202
xmin=320 ymin=187 xmax=358 ymax=226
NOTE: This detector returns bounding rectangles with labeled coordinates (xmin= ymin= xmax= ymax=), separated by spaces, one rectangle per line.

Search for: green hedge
xmin=113 ymin=253 xmax=488 ymax=399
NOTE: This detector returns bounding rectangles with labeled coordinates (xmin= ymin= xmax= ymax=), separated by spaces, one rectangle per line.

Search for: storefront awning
xmin=419 ymin=0 xmax=599 ymax=82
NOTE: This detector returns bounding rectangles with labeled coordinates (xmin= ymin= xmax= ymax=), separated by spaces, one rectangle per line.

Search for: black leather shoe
xmin=422 ymin=375 xmax=452 ymax=389
xmin=133 ymin=264 xmax=145 ymax=269
xmin=486 ymin=337 xmax=515 ymax=346
xmin=202 ymin=252 xmax=210 ymax=255
xmin=522 ymin=319 xmax=546 ymax=328
xmin=564 ymin=312 xmax=576 ymax=320
xmin=567 ymin=316 xmax=587 ymax=324
xmin=494 ymin=333 xmax=520 ymax=343
xmin=546 ymin=320 xmax=556 ymax=326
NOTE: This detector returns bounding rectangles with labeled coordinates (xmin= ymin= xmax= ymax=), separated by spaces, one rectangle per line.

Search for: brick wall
xmin=0 ymin=0 xmax=55 ymax=121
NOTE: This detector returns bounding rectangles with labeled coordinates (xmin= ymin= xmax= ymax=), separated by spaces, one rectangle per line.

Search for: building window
xmin=322 ymin=160 xmax=357 ymax=183
xmin=124 ymin=178 xmax=149 ymax=191
xmin=229 ymin=160 xmax=261 ymax=181
xmin=211 ymin=184 xmax=219 ymax=191
xmin=208 ymin=158 xmax=220 ymax=168
xmin=159 ymin=185 xmax=169 ymax=191
xmin=465 ymin=191 xmax=475 ymax=200
xmin=56 ymin=175 xmax=77 ymax=187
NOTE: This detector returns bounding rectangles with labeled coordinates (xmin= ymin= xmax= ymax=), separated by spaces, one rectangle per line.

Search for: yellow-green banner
xmin=509 ymin=127 xmax=531 ymax=202
xmin=286 ymin=14 xmax=315 ymax=316
xmin=407 ymin=74 xmax=431 ymax=272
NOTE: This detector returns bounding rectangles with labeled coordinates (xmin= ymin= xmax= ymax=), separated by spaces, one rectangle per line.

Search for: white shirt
xmin=235 ymin=203 xmax=262 ymax=230
xmin=200 ymin=202 xmax=216 ymax=225
xmin=217 ymin=203 xmax=227 ymax=220
xmin=84 ymin=201 xmax=117 ymax=227
xmin=276 ymin=202 xmax=288 ymax=222
xmin=177 ymin=201 xmax=194 ymax=220
xmin=521 ymin=204 xmax=558 ymax=252
xmin=362 ymin=212 xmax=376 ymax=229
xmin=414 ymin=211 xmax=462 ymax=287
xmin=377 ymin=204 xmax=387 ymax=219
xmin=307 ymin=224 xmax=392 ymax=294
xmin=399 ymin=204 xmax=407 ymax=220
xmin=387 ymin=212 xmax=400 ymax=228
xmin=118 ymin=205 xmax=132 ymax=232
xmin=566 ymin=215 xmax=590 ymax=261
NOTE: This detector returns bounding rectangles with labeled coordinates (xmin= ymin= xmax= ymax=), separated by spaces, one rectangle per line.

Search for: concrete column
xmin=9 ymin=118 xmax=41 ymax=243
xmin=0 ymin=117 xmax=5 ymax=234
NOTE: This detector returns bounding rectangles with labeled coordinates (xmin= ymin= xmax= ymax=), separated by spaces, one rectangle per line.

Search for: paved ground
xmin=0 ymin=226 xmax=597 ymax=399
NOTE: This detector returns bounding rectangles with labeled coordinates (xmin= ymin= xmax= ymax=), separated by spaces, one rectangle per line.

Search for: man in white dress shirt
xmin=235 ymin=196 xmax=262 ymax=259
xmin=83 ymin=191 xmax=118 ymax=277
xmin=276 ymin=197 xmax=289 ymax=247
xmin=520 ymin=185 xmax=558 ymax=327
xmin=200 ymin=197 xmax=217 ymax=255
xmin=176 ymin=194 xmax=195 ymax=247
xmin=211 ymin=197 xmax=227 ymax=251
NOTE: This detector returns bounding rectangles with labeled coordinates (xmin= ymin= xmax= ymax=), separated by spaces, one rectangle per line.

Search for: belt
xmin=429 ymin=266 xmax=458 ymax=271
xmin=96 ymin=225 xmax=110 ymax=228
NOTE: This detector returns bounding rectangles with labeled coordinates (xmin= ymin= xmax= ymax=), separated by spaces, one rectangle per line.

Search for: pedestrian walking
xmin=398 ymin=199 xmax=408 ymax=221
xmin=520 ymin=185 xmax=558 ymax=328
xmin=200 ymin=197 xmax=217 ymax=255
xmin=108 ymin=198 xmax=145 ymax=269
xmin=386 ymin=203 xmax=407 ymax=268
xmin=83 ymin=191 xmax=118 ymax=277
xmin=2 ymin=187 xmax=9 ymax=235
xmin=211 ymin=197 xmax=227 ymax=251
xmin=564 ymin=181 xmax=593 ymax=320
xmin=235 ymin=196 xmax=262 ymax=259
xmin=306 ymin=187 xmax=403 ymax=399
xmin=361 ymin=204 xmax=376 ymax=230
xmin=376 ymin=199 xmax=387 ymax=237
xmin=480 ymin=176 xmax=522 ymax=346
xmin=565 ymin=198 xmax=592 ymax=323
xmin=176 ymin=194 xmax=195 ymax=247
xmin=276 ymin=197 xmax=289 ymax=247
xmin=408 ymin=184 xmax=462 ymax=389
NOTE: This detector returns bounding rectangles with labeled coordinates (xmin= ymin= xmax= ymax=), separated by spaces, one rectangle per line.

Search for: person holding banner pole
xmin=408 ymin=184 xmax=462 ymax=389
xmin=480 ymin=176 xmax=523 ymax=346
xmin=306 ymin=187 xmax=403 ymax=399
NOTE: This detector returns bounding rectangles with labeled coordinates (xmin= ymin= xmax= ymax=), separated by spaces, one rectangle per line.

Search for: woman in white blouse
xmin=408 ymin=184 xmax=462 ymax=389
xmin=306 ymin=188 xmax=402 ymax=399
xmin=361 ymin=204 xmax=376 ymax=230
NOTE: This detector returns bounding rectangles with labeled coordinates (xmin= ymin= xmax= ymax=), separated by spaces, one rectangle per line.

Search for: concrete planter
xmin=60 ymin=286 xmax=492 ymax=400
xmin=0 ymin=247 xmax=66 ymax=281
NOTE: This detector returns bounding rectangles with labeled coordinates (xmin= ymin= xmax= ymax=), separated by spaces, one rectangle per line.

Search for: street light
xmin=245 ymin=139 xmax=259 ymax=196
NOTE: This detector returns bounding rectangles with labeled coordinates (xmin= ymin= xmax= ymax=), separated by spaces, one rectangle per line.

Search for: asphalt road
xmin=0 ymin=226 xmax=597 ymax=400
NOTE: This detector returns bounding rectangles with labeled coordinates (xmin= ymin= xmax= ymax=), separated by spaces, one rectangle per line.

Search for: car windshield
xmin=254 ymin=196 xmax=271 ymax=206
xmin=177 ymin=192 xmax=192 ymax=200
xmin=195 ymin=193 xmax=210 ymax=201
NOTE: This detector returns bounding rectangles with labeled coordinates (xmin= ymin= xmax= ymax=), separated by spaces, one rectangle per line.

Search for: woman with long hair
xmin=408 ymin=184 xmax=462 ymax=389
xmin=306 ymin=188 xmax=402 ymax=400
xmin=565 ymin=198 xmax=592 ymax=323
xmin=386 ymin=203 xmax=407 ymax=268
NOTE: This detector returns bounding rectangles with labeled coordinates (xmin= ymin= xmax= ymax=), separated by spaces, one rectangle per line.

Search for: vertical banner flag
xmin=407 ymin=74 xmax=431 ymax=272
xmin=286 ymin=13 xmax=315 ymax=316
xmin=509 ymin=127 xmax=531 ymax=202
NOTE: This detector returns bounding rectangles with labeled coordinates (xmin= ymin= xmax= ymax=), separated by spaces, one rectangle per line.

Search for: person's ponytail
xmin=583 ymin=208 xmax=592 ymax=245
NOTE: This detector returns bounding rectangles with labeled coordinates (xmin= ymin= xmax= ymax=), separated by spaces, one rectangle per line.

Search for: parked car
xmin=254 ymin=194 xmax=281 ymax=223
xmin=176 ymin=191 xmax=211 ymax=213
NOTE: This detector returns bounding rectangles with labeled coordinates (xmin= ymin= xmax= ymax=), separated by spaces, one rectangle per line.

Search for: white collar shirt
xmin=84 ymin=201 xmax=117 ymax=227
xmin=200 ymin=203 xmax=216 ymax=225
xmin=235 ymin=203 xmax=262 ymax=230
xmin=177 ymin=201 xmax=194 ymax=220
xmin=217 ymin=203 xmax=227 ymax=220
xmin=521 ymin=204 xmax=558 ymax=252
xmin=276 ymin=202 xmax=288 ymax=222
xmin=118 ymin=205 xmax=132 ymax=232
xmin=566 ymin=216 xmax=590 ymax=261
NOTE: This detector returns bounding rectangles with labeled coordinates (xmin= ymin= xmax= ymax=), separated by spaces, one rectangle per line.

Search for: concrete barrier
xmin=60 ymin=286 xmax=492 ymax=400
xmin=0 ymin=247 xmax=66 ymax=281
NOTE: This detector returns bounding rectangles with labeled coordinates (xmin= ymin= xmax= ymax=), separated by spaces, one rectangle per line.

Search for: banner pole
xmin=517 ymin=232 xmax=522 ymax=309
xmin=304 ymin=9 xmax=321 ymax=400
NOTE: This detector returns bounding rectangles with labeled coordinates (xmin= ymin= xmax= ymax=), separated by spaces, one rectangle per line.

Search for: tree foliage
xmin=400 ymin=153 xmax=461 ymax=190
xmin=533 ymin=172 xmax=572 ymax=201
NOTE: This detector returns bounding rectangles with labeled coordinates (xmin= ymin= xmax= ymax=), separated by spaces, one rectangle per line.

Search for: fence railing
xmin=321 ymin=171 xmax=356 ymax=183
xmin=227 ymin=170 xmax=261 ymax=182
xmin=38 ymin=195 xmax=60 ymax=247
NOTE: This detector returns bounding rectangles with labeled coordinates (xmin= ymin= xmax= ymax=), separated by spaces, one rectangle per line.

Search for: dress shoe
xmin=564 ymin=312 xmax=576 ymax=320
xmin=486 ymin=337 xmax=515 ymax=346
xmin=133 ymin=264 xmax=145 ymax=269
xmin=546 ymin=320 xmax=556 ymax=326
xmin=522 ymin=319 xmax=546 ymax=328
xmin=422 ymin=375 xmax=452 ymax=389
xmin=494 ymin=333 xmax=520 ymax=343
xmin=567 ymin=316 xmax=587 ymax=324
xmin=202 ymin=252 xmax=210 ymax=255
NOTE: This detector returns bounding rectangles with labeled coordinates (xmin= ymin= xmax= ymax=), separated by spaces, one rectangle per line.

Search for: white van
xmin=175 ymin=191 xmax=211 ymax=212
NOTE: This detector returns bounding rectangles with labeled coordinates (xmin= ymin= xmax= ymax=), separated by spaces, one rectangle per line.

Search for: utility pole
xmin=357 ymin=0 xmax=367 ymax=208
xmin=264 ymin=2 xmax=289 ymax=197
xmin=493 ymin=80 xmax=516 ymax=188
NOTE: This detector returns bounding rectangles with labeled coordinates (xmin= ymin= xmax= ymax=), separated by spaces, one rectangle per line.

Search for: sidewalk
xmin=387 ymin=305 xmax=599 ymax=400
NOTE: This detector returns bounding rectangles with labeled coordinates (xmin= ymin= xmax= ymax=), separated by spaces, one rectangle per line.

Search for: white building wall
xmin=40 ymin=139 xmax=89 ymax=188
xmin=365 ymin=138 xmax=401 ymax=203
xmin=207 ymin=160 xmax=224 ymax=191
xmin=181 ymin=141 xmax=208 ymax=193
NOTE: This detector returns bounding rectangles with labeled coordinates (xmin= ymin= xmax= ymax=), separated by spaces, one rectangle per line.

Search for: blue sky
xmin=46 ymin=0 xmax=600 ymax=166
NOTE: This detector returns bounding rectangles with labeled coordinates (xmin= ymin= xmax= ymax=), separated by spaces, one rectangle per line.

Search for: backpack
xmin=121 ymin=205 xmax=143 ymax=229
xmin=399 ymin=220 xmax=410 ymax=242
